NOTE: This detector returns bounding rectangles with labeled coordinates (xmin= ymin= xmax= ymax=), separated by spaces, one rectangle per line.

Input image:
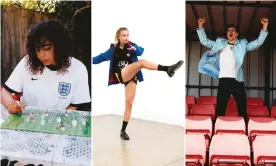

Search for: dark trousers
xmin=216 ymin=78 xmax=247 ymax=119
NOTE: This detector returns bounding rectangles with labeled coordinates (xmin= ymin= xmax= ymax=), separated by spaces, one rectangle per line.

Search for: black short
xmin=114 ymin=71 xmax=137 ymax=86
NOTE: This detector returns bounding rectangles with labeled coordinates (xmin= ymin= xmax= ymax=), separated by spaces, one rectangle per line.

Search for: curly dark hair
xmin=26 ymin=20 xmax=74 ymax=75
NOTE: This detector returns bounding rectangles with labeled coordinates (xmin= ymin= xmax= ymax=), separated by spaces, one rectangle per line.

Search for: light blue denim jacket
xmin=197 ymin=28 xmax=268 ymax=82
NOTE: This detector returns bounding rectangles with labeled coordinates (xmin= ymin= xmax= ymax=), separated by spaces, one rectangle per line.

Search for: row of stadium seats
xmin=186 ymin=96 xmax=265 ymax=106
xmin=186 ymin=116 xmax=276 ymax=165
xmin=186 ymin=96 xmax=276 ymax=118
xmin=186 ymin=104 xmax=276 ymax=118
xmin=186 ymin=96 xmax=276 ymax=165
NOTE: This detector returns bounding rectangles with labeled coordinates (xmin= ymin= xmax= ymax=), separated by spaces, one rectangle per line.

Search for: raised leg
xmin=121 ymin=59 xmax=158 ymax=82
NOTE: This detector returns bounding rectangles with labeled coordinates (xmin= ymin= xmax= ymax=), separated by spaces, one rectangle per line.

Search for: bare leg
xmin=123 ymin=81 xmax=137 ymax=122
xmin=121 ymin=59 xmax=158 ymax=82
xmin=121 ymin=59 xmax=184 ymax=82
xmin=120 ymin=81 xmax=136 ymax=140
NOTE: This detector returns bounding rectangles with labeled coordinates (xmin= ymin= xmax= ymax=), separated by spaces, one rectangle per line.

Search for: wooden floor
xmin=93 ymin=115 xmax=184 ymax=166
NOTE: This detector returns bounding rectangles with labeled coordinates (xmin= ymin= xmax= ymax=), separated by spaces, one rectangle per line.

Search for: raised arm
xmin=92 ymin=46 xmax=113 ymax=64
xmin=246 ymin=18 xmax=269 ymax=52
xmin=196 ymin=18 xmax=215 ymax=49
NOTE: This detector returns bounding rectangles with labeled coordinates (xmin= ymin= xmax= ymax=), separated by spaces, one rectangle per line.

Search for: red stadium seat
xmin=186 ymin=116 xmax=213 ymax=148
xmin=247 ymin=105 xmax=269 ymax=117
xmin=248 ymin=117 xmax=276 ymax=145
xmin=271 ymin=106 xmax=276 ymax=118
xmin=253 ymin=135 xmax=276 ymax=165
xmin=197 ymin=96 xmax=217 ymax=105
xmin=227 ymin=96 xmax=236 ymax=107
xmin=186 ymin=104 xmax=189 ymax=115
xmin=215 ymin=116 xmax=245 ymax=135
xmin=186 ymin=96 xmax=196 ymax=114
xmin=190 ymin=104 xmax=216 ymax=120
xmin=186 ymin=96 xmax=196 ymax=106
xmin=209 ymin=135 xmax=251 ymax=165
xmin=225 ymin=105 xmax=239 ymax=117
xmin=247 ymin=97 xmax=264 ymax=106
xmin=186 ymin=134 xmax=206 ymax=165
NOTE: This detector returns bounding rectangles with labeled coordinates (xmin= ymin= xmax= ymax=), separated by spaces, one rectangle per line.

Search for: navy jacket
xmin=92 ymin=42 xmax=145 ymax=86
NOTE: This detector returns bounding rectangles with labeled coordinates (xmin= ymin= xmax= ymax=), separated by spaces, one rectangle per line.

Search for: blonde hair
xmin=115 ymin=27 xmax=128 ymax=45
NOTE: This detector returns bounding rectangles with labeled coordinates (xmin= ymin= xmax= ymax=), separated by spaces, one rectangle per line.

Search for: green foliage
xmin=54 ymin=1 xmax=90 ymax=32
xmin=1 ymin=0 xmax=56 ymax=13
xmin=1 ymin=0 xmax=91 ymax=31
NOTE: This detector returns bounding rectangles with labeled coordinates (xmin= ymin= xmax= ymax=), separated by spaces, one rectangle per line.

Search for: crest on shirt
xmin=118 ymin=61 xmax=128 ymax=67
xmin=58 ymin=82 xmax=71 ymax=96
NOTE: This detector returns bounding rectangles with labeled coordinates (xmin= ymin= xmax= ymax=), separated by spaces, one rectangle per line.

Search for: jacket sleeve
xmin=246 ymin=29 xmax=268 ymax=52
xmin=196 ymin=28 xmax=215 ymax=49
xmin=92 ymin=47 xmax=113 ymax=64
xmin=131 ymin=42 xmax=144 ymax=56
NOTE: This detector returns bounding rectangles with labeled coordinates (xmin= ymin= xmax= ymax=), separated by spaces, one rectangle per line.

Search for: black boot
xmin=167 ymin=60 xmax=184 ymax=77
xmin=120 ymin=131 xmax=130 ymax=140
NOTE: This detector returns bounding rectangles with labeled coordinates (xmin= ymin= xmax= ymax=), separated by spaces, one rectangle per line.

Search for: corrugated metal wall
xmin=270 ymin=49 xmax=276 ymax=106
xmin=186 ymin=41 xmax=276 ymax=107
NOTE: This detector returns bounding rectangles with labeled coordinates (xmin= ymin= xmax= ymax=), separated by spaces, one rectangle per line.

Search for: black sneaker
xmin=167 ymin=60 xmax=184 ymax=77
xmin=120 ymin=131 xmax=130 ymax=140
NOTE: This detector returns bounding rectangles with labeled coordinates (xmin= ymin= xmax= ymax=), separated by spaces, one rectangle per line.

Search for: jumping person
xmin=92 ymin=27 xmax=183 ymax=140
xmin=197 ymin=17 xmax=269 ymax=120
xmin=1 ymin=20 xmax=91 ymax=114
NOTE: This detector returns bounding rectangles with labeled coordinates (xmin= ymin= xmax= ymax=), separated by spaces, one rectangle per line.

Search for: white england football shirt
xmin=5 ymin=56 xmax=91 ymax=110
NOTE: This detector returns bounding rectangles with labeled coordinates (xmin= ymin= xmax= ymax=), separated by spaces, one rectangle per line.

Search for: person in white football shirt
xmin=1 ymin=20 xmax=91 ymax=114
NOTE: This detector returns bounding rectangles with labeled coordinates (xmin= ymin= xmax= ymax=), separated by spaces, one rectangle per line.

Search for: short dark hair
xmin=226 ymin=24 xmax=238 ymax=32
xmin=26 ymin=20 xmax=74 ymax=75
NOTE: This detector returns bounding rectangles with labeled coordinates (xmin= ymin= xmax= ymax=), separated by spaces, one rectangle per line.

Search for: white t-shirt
xmin=5 ymin=56 xmax=91 ymax=110
xmin=219 ymin=44 xmax=237 ymax=78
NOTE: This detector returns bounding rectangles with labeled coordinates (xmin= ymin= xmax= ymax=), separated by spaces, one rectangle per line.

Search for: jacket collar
xmin=224 ymin=39 xmax=240 ymax=46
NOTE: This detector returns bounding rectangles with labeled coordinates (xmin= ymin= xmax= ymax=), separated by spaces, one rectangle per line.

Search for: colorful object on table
xmin=72 ymin=118 xmax=77 ymax=128
xmin=56 ymin=116 xmax=61 ymax=124
xmin=40 ymin=119 xmax=45 ymax=126
xmin=25 ymin=115 xmax=30 ymax=122
xmin=1 ymin=108 xmax=91 ymax=137
xmin=82 ymin=116 xmax=87 ymax=126
xmin=60 ymin=123 xmax=65 ymax=131
xmin=45 ymin=109 xmax=49 ymax=117
xmin=65 ymin=111 xmax=68 ymax=117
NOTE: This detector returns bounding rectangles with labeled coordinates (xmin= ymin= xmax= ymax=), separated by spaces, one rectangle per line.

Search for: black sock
xmin=158 ymin=65 xmax=169 ymax=71
xmin=121 ymin=121 xmax=128 ymax=131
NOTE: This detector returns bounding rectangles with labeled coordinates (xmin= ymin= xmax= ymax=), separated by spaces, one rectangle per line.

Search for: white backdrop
xmin=92 ymin=0 xmax=186 ymax=127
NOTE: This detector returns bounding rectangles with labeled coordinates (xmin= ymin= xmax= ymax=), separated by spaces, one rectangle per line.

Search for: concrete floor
xmin=93 ymin=115 xmax=184 ymax=166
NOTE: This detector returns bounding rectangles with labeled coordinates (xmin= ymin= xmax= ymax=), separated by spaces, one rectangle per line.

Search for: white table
xmin=0 ymin=104 xmax=91 ymax=166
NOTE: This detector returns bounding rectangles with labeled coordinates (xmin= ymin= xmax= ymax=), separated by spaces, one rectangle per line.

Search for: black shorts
xmin=114 ymin=71 xmax=137 ymax=86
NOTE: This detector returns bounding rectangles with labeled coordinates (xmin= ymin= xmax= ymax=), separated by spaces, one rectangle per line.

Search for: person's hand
xmin=127 ymin=45 xmax=136 ymax=51
xmin=261 ymin=18 xmax=269 ymax=31
xmin=198 ymin=17 xmax=206 ymax=29
xmin=67 ymin=106 xmax=78 ymax=110
xmin=261 ymin=18 xmax=269 ymax=25
xmin=7 ymin=100 xmax=25 ymax=114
